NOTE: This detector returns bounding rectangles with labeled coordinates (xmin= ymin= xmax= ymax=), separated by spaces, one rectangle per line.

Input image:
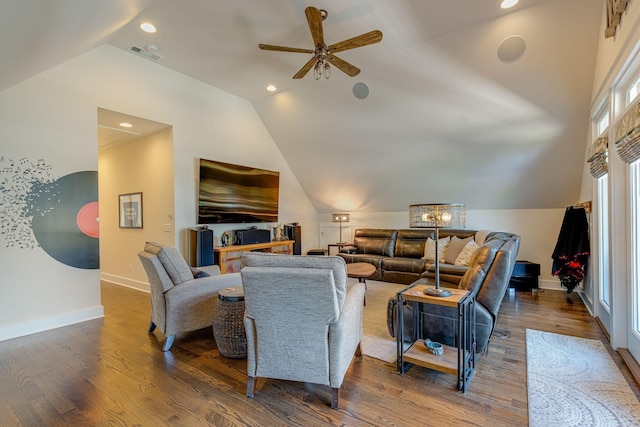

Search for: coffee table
xmin=346 ymin=262 xmax=376 ymax=306
xmin=346 ymin=262 xmax=376 ymax=286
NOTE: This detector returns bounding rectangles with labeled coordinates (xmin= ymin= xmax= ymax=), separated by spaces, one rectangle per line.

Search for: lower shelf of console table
xmin=214 ymin=240 xmax=294 ymax=274
xmin=402 ymin=341 xmax=459 ymax=375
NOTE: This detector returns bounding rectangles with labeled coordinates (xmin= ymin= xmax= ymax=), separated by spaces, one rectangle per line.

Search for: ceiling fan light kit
xmin=313 ymin=56 xmax=331 ymax=80
xmin=259 ymin=7 xmax=383 ymax=80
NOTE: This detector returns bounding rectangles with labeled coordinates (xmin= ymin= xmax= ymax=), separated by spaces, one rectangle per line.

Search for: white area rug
xmin=526 ymin=329 xmax=640 ymax=426
xmin=359 ymin=279 xmax=407 ymax=363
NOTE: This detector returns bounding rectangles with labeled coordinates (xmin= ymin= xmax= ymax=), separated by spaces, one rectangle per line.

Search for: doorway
xmin=97 ymin=108 xmax=174 ymax=290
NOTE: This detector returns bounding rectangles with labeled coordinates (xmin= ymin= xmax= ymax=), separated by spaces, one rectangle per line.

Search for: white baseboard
xmin=101 ymin=273 xmax=150 ymax=293
xmin=538 ymin=279 xmax=589 ymax=299
xmin=0 ymin=305 xmax=104 ymax=342
xmin=538 ymin=278 xmax=562 ymax=291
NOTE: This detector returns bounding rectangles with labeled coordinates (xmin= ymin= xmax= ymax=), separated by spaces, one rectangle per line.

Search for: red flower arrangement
xmin=552 ymin=256 xmax=587 ymax=294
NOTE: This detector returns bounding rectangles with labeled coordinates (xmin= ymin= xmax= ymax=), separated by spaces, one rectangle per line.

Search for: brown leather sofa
xmin=338 ymin=228 xmax=484 ymax=285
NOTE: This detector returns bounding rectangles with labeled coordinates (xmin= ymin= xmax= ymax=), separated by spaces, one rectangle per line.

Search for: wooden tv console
xmin=214 ymin=240 xmax=294 ymax=274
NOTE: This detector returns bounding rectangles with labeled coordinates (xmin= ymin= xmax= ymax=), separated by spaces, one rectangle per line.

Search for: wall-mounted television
xmin=198 ymin=158 xmax=279 ymax=224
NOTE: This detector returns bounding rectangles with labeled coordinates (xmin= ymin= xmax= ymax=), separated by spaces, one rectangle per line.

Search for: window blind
xmin=614 ymin=101 xmax=640 ymax=163
xmin=587 ymin=137 xmax=608 ymax=178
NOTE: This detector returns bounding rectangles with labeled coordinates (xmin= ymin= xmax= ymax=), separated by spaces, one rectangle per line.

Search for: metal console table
xmin=396 ymin=280 xmax=476 ymax=393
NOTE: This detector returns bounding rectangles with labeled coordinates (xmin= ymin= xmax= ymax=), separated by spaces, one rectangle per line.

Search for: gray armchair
xmin=240 ymin=252 xmax=365 ymax=409
xmin=138 ymin=242 xmax=242 ymax=351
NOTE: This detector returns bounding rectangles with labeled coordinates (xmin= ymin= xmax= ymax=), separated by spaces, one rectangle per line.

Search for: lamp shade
xmin=332 ymin=213 xmax=350 ymax=223
xmin=409 ymin=204 xmax=466 ymax=229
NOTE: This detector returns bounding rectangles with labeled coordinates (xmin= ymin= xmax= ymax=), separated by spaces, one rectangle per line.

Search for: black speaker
xmin=233 ymin=228 xmax=271 ymax=245
xmin=189 ymin=228 xmax=214 ymax=267
xmin=284 ymin=224 xmax=301 ymax=255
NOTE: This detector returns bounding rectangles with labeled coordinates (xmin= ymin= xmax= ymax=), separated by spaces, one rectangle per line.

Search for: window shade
xmin=614 ymin=101 xmax=640 ymax=163
xmin=587 ymin=137 xmax=608 ymax=178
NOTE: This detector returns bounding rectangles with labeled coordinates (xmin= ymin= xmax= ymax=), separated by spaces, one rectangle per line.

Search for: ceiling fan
xmin=258 ymin=6 xmax=383 ymax=80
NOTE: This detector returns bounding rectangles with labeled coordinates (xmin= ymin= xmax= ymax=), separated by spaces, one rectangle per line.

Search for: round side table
xmin=213 ymin=286 xmax=247 ymax=359
xmin=346 ymin=262 xmax=376 ymax=286
xmin=346 ymin=262 xmax=376 ymax=306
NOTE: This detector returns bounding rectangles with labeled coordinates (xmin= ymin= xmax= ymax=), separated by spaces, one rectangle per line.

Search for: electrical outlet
xmin=129 ymin=264 xmax=133 ymax=272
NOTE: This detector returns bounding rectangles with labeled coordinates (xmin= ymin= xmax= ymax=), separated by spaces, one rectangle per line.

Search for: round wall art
xmin=30 ymin=171 xmax=100 ymax=269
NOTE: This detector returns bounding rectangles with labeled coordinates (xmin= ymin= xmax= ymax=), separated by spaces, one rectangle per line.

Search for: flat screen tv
xmin=198 ymin=158 xmax=279 ymax=224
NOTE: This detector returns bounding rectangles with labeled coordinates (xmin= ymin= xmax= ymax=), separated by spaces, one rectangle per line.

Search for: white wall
xmin=0 ymin=57 xmax=103 ymax=341
xmin=0 ymin=44 xmax=318 ymax=340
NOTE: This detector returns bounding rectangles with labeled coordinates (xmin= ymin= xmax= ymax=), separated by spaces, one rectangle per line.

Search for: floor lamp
xmin=332 ymin=213 xmax=350 ymax=244
xmin=409 ymin=203 xmax=466 ymax=297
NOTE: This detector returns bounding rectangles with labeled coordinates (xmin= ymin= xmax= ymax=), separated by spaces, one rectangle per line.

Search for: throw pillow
xmin=443 ymin=236 xmax=473 ymax=264
xmin=475 ymin=229 xmax=491 ymax=245
xmin=455 ymin=239 xmax=480 ymax=266
xmin=190 ymin=267 xmax=210 ymax=279
xmin=438 ymin=237 xmax=454 ymax=264
xmin=423 ymin=236 xmax=450 ymax=261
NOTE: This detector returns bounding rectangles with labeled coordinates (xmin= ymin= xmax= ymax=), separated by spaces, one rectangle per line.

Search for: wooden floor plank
xmin=0 ymin=282 xmax=638 ymax=426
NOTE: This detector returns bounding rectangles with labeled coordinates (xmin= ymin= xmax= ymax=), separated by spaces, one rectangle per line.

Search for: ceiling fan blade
xmin=326 ymin=55 xmax=360 ymax=77
xmin=328 ymin=30 xmax=383 ymax=53
xmin=305 ymin=7 xmax=325 ymax=48
xmin=259 ymin=44 xmax=313 ymax=54
xmin=293 ymin=57 xmax=317 ymax=79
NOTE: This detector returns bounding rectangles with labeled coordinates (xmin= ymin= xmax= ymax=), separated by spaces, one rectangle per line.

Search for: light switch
xmin=164 ymin=223 xmax=172 ymax=232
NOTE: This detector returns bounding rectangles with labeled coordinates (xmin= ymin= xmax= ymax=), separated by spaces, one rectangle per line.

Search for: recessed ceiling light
xmin=266 ymin=85 xmax=277 ymax=92
xmin=500 ymin=0 xmax=519 ymax=9
xmin=119 ymin=122 xmax=133 ymax=128
xmin=140 ymin=22 xmax=157 ymax=33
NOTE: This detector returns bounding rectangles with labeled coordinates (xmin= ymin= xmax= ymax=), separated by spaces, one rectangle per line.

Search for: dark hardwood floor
xmin=0 ymin=282 xmax=638 ymax=426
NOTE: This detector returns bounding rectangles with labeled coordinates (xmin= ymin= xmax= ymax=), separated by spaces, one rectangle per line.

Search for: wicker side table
xmin=213 ymin=286 xmax=247 ymax=358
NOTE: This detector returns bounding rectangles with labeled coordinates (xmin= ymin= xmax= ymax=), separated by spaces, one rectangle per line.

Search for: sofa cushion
xmin=353 ymin=229 xmax=398 ymax=256
xmin=382 ymin=256 xmax=426 ymax=273
xmin=443 ymin=236 xmax=473 ymax=264
xmin=458 ymin=239 xmax=502 ymax=296
xmin=144 ymin=242 xmax=193 ymax=288
xmin=425 ymin=262 xmax=469 ymax=276
xmin=476 ymin=236 xmax=519 ymax=315
xmin=423 ymin=262 xmax=468 ymax=286
xmin=338 ymin=253 xmax=383 ymax=267
xmin=423 ymin=236 xmax=450 ymax=261
xmin=394 ymin=229 xmax=434 ymax=258
xmin=455 ymin=239 xmax=480 ymax=266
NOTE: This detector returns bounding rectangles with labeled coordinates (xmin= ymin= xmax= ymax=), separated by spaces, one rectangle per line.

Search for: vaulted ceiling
xmin=1 ymin=0 xmax=604 ymax=212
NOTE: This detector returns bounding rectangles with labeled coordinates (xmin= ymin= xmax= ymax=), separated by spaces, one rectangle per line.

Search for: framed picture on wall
xmin=119 ymin=192 xmax=143 ymax=229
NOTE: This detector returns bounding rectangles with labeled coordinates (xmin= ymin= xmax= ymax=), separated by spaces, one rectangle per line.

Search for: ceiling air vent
xmin=129 ymin=44 xmax=163 ymax=61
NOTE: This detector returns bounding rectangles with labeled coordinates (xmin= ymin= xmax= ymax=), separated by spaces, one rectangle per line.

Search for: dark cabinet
xmin=509 ymin=260 xmax=540 ymax=291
